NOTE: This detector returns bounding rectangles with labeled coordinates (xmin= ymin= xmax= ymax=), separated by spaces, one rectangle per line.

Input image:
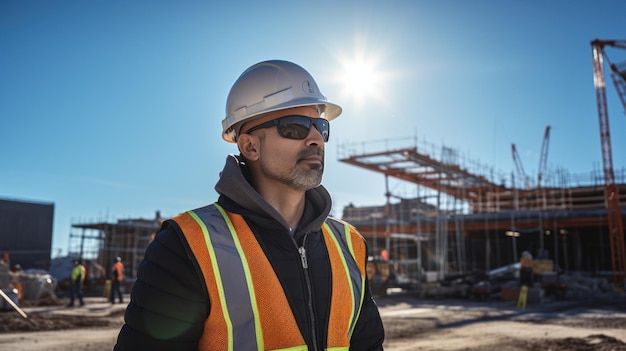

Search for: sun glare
xmin=341 ymin=60 xmax=377 ymax=95
xmin=336 ymin=53 xmax=387 ymax=107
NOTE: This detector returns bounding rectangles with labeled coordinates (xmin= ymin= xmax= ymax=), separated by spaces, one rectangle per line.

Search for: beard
xmin=261 ymin=147 xmax=324 ymax=191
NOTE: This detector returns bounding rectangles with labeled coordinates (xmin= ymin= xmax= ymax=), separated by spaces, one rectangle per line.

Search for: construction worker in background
xmin=110 ymin=256 xmax=124 ymax=304
xmin=520 ymin=250 xmax=534 ymax=286
xmin=114 ymin=60 xmax=385 ymax=350
xmin=67 ymin=258 xmax=85 ymax=307
xmin=381 ymin=248 xmax=389 ymax=261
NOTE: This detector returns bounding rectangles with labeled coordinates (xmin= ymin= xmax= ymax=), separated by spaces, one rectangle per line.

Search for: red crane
xmin=591 ymin=39 xmax=626 ymax=288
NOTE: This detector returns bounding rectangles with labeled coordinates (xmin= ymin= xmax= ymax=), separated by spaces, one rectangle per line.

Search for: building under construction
xmin=340 ymin=39 xmax=626 ymax=289
xmin=67 ymin=211 xmax=162 ymax=282
xmin=338 ymin=136 xmax=626 ymax=287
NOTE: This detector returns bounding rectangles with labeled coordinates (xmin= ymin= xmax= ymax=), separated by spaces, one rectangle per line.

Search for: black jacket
xmin=114 ymin=155 xmax=385 ymax=350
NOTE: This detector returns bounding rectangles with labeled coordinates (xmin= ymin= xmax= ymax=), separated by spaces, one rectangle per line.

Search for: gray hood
xmin=214 ymin=154 xmax=332 ymax=233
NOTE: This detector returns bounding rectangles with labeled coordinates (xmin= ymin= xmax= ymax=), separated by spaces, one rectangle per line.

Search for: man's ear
xmin=237 ymin=133 xmax=260 ymax=161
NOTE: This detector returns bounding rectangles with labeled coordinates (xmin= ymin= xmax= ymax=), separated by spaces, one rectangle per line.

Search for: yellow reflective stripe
xmin=215 ymin=204 xmax=264 ymax=351
xmin=326 ymin=347 xmax=349 ymax=351
xmin=323 ymin=222 xmax=357 ymax=341
xmin=344 ymin=222 xmax=354 ymax=253
xmin=345 ymin=224 xmax=366 ymax=339
xmin=188 ymin=210 xmax=234 ymax=351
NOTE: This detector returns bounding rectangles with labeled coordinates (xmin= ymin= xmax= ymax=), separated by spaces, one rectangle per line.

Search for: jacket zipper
xmin=298 ymin=233 xmax=319 ymax=351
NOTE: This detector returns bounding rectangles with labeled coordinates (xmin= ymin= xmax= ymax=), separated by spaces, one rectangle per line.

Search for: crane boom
xmin=610 ymin=71 xmax=626 ymax=114
xmin=511 ymin=144 xmax=529 ymax=189
xmin=591 ymin=39 xmax=626 ymax=288
xmin=537 ymin=126 xmax=551 ymax=189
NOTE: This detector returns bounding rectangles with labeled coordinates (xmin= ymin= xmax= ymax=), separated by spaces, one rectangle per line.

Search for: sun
xmin=335 ymin=52 xmax=387 ymax=107
xmin=340 ymin=59 xmax=378 ymax=98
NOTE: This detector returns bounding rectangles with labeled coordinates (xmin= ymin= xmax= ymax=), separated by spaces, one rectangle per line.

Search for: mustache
xmin=297 ymin=147 xmax=324 ymax=160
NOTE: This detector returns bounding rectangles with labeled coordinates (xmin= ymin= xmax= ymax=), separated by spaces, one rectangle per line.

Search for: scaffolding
xmin=68 ymin=211 xmax=163 ymax=281
xmin=339 ymin=136 xmax=626 ymax=284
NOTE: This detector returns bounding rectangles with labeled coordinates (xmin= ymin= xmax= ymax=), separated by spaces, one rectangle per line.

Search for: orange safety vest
xmin=520 ymin=256 xmax=533 ymax=269
xmin=113 ymin=261 xmax=124 ymax=282
xmin=173 ymin=203 xmax=367 ymax=351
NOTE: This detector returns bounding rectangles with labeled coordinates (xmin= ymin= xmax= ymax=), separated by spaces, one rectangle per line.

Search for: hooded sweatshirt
xmin=114 ymin=155 xmax=385 ymax=351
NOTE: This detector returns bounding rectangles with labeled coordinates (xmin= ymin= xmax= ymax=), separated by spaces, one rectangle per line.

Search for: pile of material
xmin=17 ymin=269 xmax=58 ymax=302
xmin=558 ymin=272 xmax=616 ymax=299
xmin=0 ymin=261 xmax=60 ymax=308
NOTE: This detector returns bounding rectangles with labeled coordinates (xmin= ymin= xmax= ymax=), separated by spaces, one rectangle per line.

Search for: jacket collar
xmin=214 ymin=154 xmax=332 ymax=235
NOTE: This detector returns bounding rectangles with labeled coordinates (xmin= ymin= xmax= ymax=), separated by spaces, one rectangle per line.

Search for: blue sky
xmin=2 ymin=0 xmax=626 ymax=258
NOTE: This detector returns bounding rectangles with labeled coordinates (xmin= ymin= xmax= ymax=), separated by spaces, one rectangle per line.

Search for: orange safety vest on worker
xmin=520 ymin=251 xmax=533 ymax=269
xmin=112 ymin=261 xmax=124 ymax=282
xmin=173 ymin=203 xmax=366 ymax=351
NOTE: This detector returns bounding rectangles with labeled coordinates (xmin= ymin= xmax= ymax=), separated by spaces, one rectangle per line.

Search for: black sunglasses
xmin=243 ymin=115 xmax=330 ymax=142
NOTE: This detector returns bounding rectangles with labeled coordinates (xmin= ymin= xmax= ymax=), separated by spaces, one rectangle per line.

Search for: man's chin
xmin=292 ymin=170 xmax=323 ymax=191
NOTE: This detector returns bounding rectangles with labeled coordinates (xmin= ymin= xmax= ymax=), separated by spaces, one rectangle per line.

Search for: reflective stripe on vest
xmin=172 ymin=203 xmax=366 ymax=351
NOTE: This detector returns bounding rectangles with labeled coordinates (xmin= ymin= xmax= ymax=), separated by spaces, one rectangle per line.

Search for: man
xmin=114 ymin=60 xmax=385 ymax=350
xmin=110 ymin=256 xmax=124 ymax=304
xmin=519 ymin=251 xmax=534 ymax=287
xmin=67 ymin=258 xmax=85 ymax=307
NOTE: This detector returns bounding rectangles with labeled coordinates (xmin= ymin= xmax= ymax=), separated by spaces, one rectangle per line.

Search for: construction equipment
xmin=537 ymin=126 xmax=551 ymax=189
xmin=511 ymin=125 xmax=551 ymax=190
xmin=591 ymin=39 xmax=626 ymax=288
xmin=511 ymin=144 xmax=530 ymax=189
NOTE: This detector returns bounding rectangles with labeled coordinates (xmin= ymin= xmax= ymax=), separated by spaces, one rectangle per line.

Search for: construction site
xmin=1 ymin=39 xmax=626 ymax=350
xmin=46 ymin=39 xmax=626 ymax=301
xmin=339 ymin=39 xmax=626 ymax=300
xmin=2 ymin=40 xmax=625 ymax=301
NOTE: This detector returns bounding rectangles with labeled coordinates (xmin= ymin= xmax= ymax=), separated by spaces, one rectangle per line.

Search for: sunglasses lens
xmin=244 ymin=115 xmax=329 ymax=142
xmin=275 ymin=116 xmax=330 ymax=142
xmin=278 ymin=117 xmax=310 ymax=139
xmin=314 ymin=120 xmax=329 ymax=142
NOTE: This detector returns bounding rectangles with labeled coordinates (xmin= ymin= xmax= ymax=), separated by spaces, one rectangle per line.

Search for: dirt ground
xmin=1 ymin=293 xmax=626 ymax=350
xmin=378 ymin=293 xmax=626 ymax=350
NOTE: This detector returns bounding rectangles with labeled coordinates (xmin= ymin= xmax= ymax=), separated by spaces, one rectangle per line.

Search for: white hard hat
xmin=221 ymin=60 xmax=342 ymax=143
